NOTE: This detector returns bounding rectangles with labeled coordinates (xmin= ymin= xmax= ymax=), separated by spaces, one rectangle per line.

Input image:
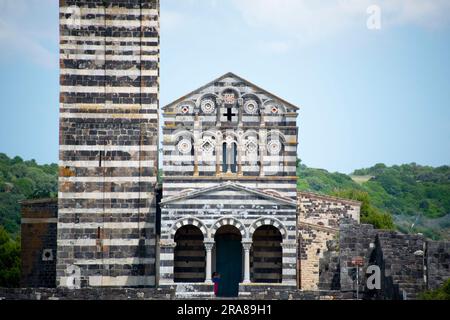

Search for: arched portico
xmin=173 ymin=225 xmax=206 ymax=283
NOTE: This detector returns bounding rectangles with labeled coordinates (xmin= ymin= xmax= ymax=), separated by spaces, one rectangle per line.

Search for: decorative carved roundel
xmin=246 ymin=140 xmax=258 ymax=153
xmin=270 ymin=105 xmax=280 ymax=114
xmin=180 ymin=105 xmax=190 ymax=114
xmin=244 ymin=100 xmax=258 ymax=114
xmin=177 ymin=139 xmax=192 ymax=154
xmin=201 ymin=99 xmax=216 ymax=114
xmin=267 ymin=140 xmax=282 ymax=155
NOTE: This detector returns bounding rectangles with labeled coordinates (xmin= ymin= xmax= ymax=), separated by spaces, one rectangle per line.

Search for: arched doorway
xmin=251 ymin=225 xmax=282 ymax=283
xmin=214 ymin=225 xmax=242 ymax=297
xmin=174 ymin=225 xmax=205 ymax=283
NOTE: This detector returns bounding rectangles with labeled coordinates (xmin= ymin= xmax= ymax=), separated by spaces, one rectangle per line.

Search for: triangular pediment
xmin=160 ymin=182 xmax=296 ymax=207
xmin=162 ymin=72 xmax=299 ymax=112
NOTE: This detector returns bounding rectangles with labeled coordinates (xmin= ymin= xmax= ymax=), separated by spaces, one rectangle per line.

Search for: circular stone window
xmin=244 ymin=100 xmax=258 ymax=114
xmin=177 ymin=139 xmax=192 ymax=154
xmin=267 ymin=140 xmax=282 ymax=155
xmin=201 ymin=99 xmax=216 ymax=114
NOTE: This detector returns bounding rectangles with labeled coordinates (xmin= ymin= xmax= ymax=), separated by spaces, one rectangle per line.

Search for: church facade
xmin=159 ymin=73 xmax=299 ymax=296
xmin=15 ymin=0 xmax=450 ymax=300
xmin=19 ymin=0 xmax=365 ymax=297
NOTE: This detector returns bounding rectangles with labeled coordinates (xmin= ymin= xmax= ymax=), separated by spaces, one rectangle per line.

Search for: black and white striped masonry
xmin=57 ymin=0 xmax=159 ymax=288
xmin=160 ymin=73 xmax=299 ymax=290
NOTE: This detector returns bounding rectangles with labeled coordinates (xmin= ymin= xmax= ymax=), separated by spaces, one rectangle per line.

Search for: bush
xmin=332 ymin=189 xmax=395 ymax=230
xmin=419 ymin=279 xmax=450 ymax=300
xmin=0 ymin=226 xmax=21 ymax=287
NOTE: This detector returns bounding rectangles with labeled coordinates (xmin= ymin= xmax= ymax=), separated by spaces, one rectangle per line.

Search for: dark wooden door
xmin=216 ymin=235 xmax=242 ymax=297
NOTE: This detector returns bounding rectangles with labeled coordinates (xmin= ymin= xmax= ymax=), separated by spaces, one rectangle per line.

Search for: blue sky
xmin=0 ymin=0 xmax=449 ymax=173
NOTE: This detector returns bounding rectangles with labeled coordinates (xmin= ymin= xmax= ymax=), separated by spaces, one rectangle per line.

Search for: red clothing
xmin=213 ymin=282 xmax=219 ymax=295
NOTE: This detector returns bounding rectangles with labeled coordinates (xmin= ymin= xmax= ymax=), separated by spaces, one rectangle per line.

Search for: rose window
xmin=177 ymin=139 xmax=192 ymax=154
xmin=244 ymin=100 xmax=258 ymax=114
xmin=201 ymin=99 xmax=216 ymax=114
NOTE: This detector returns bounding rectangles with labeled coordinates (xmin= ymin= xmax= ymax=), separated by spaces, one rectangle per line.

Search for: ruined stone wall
xmin=21 ymin=199 xmax=58 ymax=288
xmin=58 ymin=0 xmax=160 ymax=287
xmin=426 ymin=241 xmax=450 ymax=290
xmin=338 ymin=223 xmax=378 ymax=293
xmin=298 ymin=191 xmax=360 ymax=227
xmin=319 ymin=222 xmax=450 ymax=300
xmin=318 ymin=240 xmax=340 ymax=290
xmin=297 ymin=192 xmax=361 ymax=290
xmin=298 ymin=223 xmax=337 ymax=290
xmin=375 ymin=232 xmax=426 ymax=300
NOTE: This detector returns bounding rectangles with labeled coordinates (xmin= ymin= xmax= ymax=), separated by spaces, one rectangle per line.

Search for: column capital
xmin=242 ymin=241 xmax=252 ymax=250
xmin=204 ymin=242 xmax=214 ymax=251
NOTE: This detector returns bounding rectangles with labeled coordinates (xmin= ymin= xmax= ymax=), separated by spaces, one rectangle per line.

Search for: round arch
xmin=169 ymin=217 xmax=208 ymax=240
xmin=249 ymin=217 xmax=288 ymax=240
xmin=220 ymin=87 xmax=241 ymax=100
xmin=262 ymin=99 xmax=286 ymax=114
xmin=196 ymin=93 xmax=220 ymax=108
xmin=210 ymin=217 xmax=247 ymax=240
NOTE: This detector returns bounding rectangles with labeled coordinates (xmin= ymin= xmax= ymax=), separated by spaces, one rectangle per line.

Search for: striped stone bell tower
xmin=57 ymin=0 xmax=159 ymax=287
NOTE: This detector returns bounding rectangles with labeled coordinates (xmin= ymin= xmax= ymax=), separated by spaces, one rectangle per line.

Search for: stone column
xmin=238 ymin=145 xmax=243 ymax=176
xmin=205 ymin=241 xmax=214 ymax=283
xmin=193 ymin=113 xmax=200 ymax=176
xmin=216 ymin=143 xmax=221 ymax=175
xmin=259 ymin=129 xmax=266 ymax=176
xmin=238 ymin=98 xmax=243 ymax=127
xmin=216 ymin=100 xmax=223 ymax=126
xmin=226 ymin=144 xmax=232 ymax=174
xmin=242 ymin=241 xmax=252 ymax=283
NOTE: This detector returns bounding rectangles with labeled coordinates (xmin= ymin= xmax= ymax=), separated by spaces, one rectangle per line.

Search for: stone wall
xmin=318 ymin=240 xmax=340 ymax=290
xmin=239 ymin=285 xmax=351 ymax=300
xmin=338 ymin=223 xmax=378 ymax=293
xmin=297 ymin=192 xmax=361 ymax=290
xmin=319 ymin=221 xmax=450 ymax=300
xmin=375 ymin=231 xmax=425 ymax=300
xmin=21 ymin=199 xmax=58 ymax=288
xmin=0 ymin=287 xmax=351 ymax=300
xmin=297 ymin=191 xmax=361 ymax=227
xmin=426 ymin=241 xmax=450 ymax=290
xmin=0 ymin=288 xmax=174 ymax=300
xmin=298 ymin=223 xmax=337 ymax=290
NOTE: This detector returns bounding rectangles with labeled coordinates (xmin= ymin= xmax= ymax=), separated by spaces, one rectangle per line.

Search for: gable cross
xmin=223 ymin=107 xmax=237 ymax=122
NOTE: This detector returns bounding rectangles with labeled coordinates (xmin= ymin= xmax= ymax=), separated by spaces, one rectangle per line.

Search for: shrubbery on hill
xmin=0 ymin=153 xmax=58 ymax=236
xmin=0 ymin=226 xmax=20 ymax=287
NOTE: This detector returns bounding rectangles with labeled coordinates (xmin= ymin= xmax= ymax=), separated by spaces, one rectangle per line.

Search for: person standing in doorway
xmin=212 ymin=272 xmax=221 ymax=296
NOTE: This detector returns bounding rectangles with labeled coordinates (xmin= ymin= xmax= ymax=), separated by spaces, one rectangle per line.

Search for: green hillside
xmin=297 ymin=160 xmax=450 ymax=240
xmin=0 ymin=153 xmax=448 ymax=240
xmin=0 ymin=153 xmax=58 ymax=236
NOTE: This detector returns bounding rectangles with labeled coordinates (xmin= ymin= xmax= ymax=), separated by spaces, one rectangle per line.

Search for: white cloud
xmin=261 ymin=40 xmax=291 ymax=54
xmin=232 ymin=0 xmax=450 ymax=45
xmin=161 ymin=10 xmax=185 ymax=31
xmin=0 ymin=0 xmax=57 ymax=68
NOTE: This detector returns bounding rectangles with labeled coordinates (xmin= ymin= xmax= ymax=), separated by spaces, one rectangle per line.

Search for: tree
xmin=0 ymin=226 xmax=21 ymax=287
xmin=332 ymin=189 xmax=395 ymax=230
xmin=419 ymin=279 xmax=450 ymax=300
